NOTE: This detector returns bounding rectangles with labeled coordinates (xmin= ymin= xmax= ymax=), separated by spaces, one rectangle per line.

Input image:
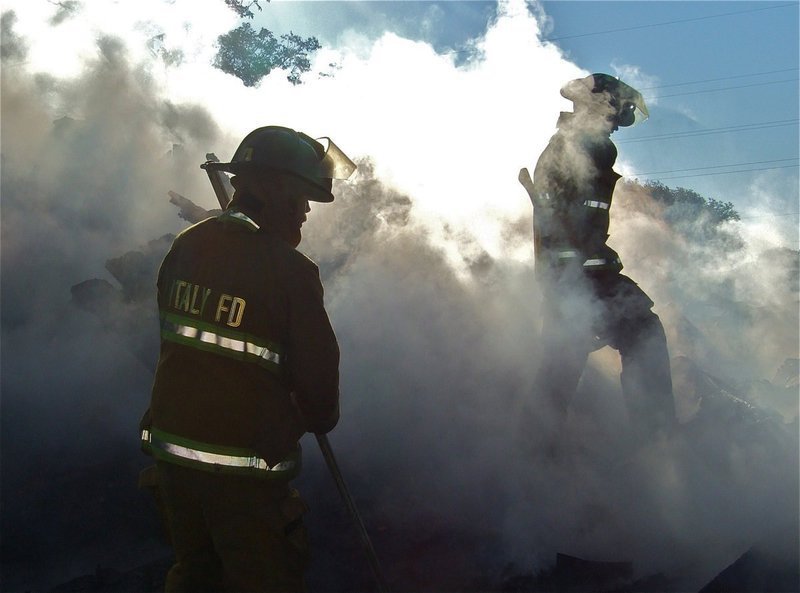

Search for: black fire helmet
xmin=203 ymin=125 xmax=357 ymax=202
xmin=561 ymin=73 xmax=649 ymax=128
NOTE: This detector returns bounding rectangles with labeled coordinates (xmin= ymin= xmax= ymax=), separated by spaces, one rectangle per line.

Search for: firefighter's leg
xmin=138 ymin=464 xmax=172 ymax=544
xmin=531 ymin=291 xmax=593 ymax=458
xmin=619 ymin=310 xmax=676 ymax=437
xmin=601 ymin=276 xmax=676 ymax=438
xmin=536 ymin=324 xmax=591 ymax=425
xmin=208 ymin=477 xmax=309 ymax=593
xmin=156 ymin=462 xmax=224 ymax=593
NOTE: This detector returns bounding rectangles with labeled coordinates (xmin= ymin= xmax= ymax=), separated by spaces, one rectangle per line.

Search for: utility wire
xmin=543 ymin=2 xmax=796 ymax=42
xmin=738 ymin=211 xmax=800 ymax=220
xmin=640 ymin=67 xmax=799 ymax=90
xmin=632 ymin=163 xmax=799 ymax=181
xmin=632 ymin=158 xmax=799 ymax=177
xmin=657 ymin=78 xmax=799 ymax=99
xmin=617 ymin=119 xmax=799 ymax=144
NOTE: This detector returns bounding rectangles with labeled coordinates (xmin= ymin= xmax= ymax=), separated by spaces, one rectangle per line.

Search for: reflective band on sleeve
xmin=583 ymin=200 xmax=610 ymax=210
xmin=583 ymin=257 xmax=621 ymax=268
xmin=557 ymin=250 xmax=580 ymax=259
xmin=141 ymin=427 xmax=299 ymax=478
xmin=160 ymin=313 xmax=283 ymax=372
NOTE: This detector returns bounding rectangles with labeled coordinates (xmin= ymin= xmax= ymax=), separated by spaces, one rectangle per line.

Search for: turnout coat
xmin=141 ymin=208 xmax=340 ymax=478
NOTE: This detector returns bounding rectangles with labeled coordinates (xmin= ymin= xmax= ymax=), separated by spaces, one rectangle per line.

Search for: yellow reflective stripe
xmin=179 ymin=325 xmax=281 ymax=365
xmin=583 ymin=200 xmax=610 ymax=210
xmin=583 ymin=258 xmax=607 ymax=267
xmin=557 ymin=250 xmax=580 ymax=259
xmin=160 ymin=439 xmax=270 ymax=470
xmin=161 ymin=316 xmax=282 ymax=367
xmin=583 ymin=257 xmax=621 ymax=268
xmin=553 ymin=253 xmax=620 ymax=268
xmin=141 ymin=429 xmax=298 ymax=475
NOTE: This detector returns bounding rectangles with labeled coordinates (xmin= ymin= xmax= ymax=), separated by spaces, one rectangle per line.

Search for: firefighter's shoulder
xmin=173 ymin=216 xmax=216 ymax=242
xmin=263 ymin=235 xmax=320 ymax=274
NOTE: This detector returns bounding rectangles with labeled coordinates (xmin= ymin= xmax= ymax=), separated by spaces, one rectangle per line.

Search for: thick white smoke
xmin=1 ymin=1 xmax=797 ymax=591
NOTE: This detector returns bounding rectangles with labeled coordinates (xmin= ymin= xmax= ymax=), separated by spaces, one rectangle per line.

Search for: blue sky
xmin=258 ymin=0 xmax=799 ymax=245
xmin=4 ymin=0 xmax=797 ymax=250
xmin=542 ymin=2 xmax=799 ymax=220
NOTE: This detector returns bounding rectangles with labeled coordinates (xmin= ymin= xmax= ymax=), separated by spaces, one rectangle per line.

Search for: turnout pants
xmin=535 ymin=270 xmax=676 ymax=440
xmin=156 ymin=461 xmax=310 ymax=593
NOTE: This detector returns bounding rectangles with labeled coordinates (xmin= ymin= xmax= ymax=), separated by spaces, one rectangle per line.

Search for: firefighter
xmin=140 ymin=125 xmax=356 ymax=592
xmin=520 ymin=74 xmax=676 ymax=450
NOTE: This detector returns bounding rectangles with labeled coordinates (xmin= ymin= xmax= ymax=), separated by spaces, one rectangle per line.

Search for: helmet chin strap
xmin=247 ymin=175 xmax=307 ymax=247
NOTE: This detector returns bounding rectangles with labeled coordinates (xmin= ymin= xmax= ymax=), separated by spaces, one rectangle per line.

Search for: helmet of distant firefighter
xmin=561 ymin=73 xmax=649 ymax=128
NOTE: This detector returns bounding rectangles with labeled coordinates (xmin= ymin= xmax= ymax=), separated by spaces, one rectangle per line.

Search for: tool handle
xmin=316 ymin=434 xmax=388 ymax=592
xmin=518 ymin=167 xmax=536 ymax=205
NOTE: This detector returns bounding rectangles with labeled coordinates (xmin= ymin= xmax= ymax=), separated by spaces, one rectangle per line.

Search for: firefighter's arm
xmin=286 ymin=258 xmax=341 ymax=435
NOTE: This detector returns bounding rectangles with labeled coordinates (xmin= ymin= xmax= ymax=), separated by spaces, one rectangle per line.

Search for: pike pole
xmin=201 ymin=156 xmax=388 ymax=592
xmin=316 ymin=434 xmax=388 ymax=592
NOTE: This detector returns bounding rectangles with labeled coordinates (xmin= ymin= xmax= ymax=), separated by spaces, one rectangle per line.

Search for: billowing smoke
xmin=298 ymin=158 xmax=798 ymax=591
xmin=1 ymin=12 xmax=230 ymax=587
xmin=2 ymin=2 xmax=797 ymax=591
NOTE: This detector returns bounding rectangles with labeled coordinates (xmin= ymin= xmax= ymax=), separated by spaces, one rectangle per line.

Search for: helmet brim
xmin=561 ymin=73 xmax=649 ymax=127
xmin=202 ymin=161 xmax=336 ymax=202
xmin=202 ymin=130 xmax=356 ymax=203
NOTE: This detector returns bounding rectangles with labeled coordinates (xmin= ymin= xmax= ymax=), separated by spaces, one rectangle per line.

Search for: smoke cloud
xmin=1 ymin=1 xmax=797 ymax=591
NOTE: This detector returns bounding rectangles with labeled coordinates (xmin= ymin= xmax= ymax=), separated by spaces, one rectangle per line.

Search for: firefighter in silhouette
xmin=519 ymin=74 xmax=675 ymax=448
xmin=140 ymin=126 xmax=356 ymax=592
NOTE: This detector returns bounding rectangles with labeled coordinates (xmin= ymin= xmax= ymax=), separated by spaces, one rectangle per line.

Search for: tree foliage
xmin=215 ymin=1 xmax=320 ymax=87
xmin=643 ymin=181 xmax=740 ymax=224
xmin=224 ymin=0 xmax=265 ymax=20
xmin=641 ymin=180 xmax=743 ymax=249
xmin=706 ymin=198 xmax=741 ymax=223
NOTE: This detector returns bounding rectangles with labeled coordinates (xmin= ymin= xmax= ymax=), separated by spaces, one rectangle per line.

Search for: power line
xmin=618 ymin=119 xmax=799 ymax=144
xmin=543 ymin=2 xmax=797 ymax=42
xmin=640 ymin=68 xmax=799 ymax=91
xmin=632 ymin=158 xmax=800 ymax=177
xmin=658 ymin=78 xmax=799 ymax=99
xmin=738 ymin=211 xmax=800 ymax=220
xmin=631 ymin=163 xmax=799 ymax=181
